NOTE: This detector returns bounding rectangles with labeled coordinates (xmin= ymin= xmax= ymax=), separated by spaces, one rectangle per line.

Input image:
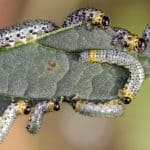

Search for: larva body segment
xmin=112 ymin=27 xmax=146 ymax=53
xmin=79 ymin=50 xmax=145 ymax=104
xmin=62 ymin=8 xmax=110 ymax=29
xmin=0 ymin=101 xmax=31 ymax=143
xmin=0 ymin=19 xmax=58 ymax=48
xmin=143 ymin=24 xmax=150 ymax=42
xmin=26 ymin=101 xmax=49 ymax=134
xmin=0 ymin=103 xmax=18 ymax=143
xmin=72 ymin=100 xmax=124 ymax=117
xmin=26 ymin=101 xmax=60 ymax=134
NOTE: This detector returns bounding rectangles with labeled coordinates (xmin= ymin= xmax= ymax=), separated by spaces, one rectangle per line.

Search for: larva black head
xmin=53 ymin=102 xmax=60 ymax=111
xmin=24 ymin=105 xmax=32 ymax=115
xmin=102 ymin=16 xmax=110 ymax=27
xmin=121 ymin=97 xmax=132 ymax=104
xmin=137 ymin=38 xmax=147 ymax=53
xmin=71 ymin=100 xmax=77 ymax=109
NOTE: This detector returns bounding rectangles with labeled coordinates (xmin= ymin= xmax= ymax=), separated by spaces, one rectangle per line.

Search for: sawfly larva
xmin=26 ymin=101 xmax=60 ymax=134
xmin=112 ymin=27 xmax=146 ymax=53
xmin=0 ymin=101 xmax=31 ymax=143
xmin=62 ymin=8 xmax=110 ymax=29
xmin=79 ymin=49 xmax=145 ymax=104
xmin=0 ymin=19 xmax=58 ymax=48
xmin=71 ymin=99 xmax=124 ymax=117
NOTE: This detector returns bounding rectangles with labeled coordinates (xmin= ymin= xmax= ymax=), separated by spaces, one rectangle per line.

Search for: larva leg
xmin=0 ymin=101 xmax=31 ymax=143
xmin=8 ymin=42 xmax=15 ymax=47
xmin=71 ymin=100 xmax=124 ymax=117
xmin=85 ymin=22 xmax=93 ymax=30
xmin=79 ymin=49 xmax=145 ymax=104
xmin=26 ymin=101 xmax=60 ymax=134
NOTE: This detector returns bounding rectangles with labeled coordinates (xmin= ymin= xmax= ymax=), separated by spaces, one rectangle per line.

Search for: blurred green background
xmin=0 ymin=0 xmax=150 ymax=150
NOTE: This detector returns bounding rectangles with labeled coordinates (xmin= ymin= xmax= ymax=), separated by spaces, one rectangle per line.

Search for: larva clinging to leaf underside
xmin=79 ymin=49 xmax=144 ymax=104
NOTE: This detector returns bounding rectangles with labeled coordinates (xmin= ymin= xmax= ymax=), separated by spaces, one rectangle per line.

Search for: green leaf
xmin=39 ymin=26 xmax=123 ymax=52
xmin=0 ymin=25 xmax=149 ymax=113
xmin=39 ymin=25 xmax=150 ymax=78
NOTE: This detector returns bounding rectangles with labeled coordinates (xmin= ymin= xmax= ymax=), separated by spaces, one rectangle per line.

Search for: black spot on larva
xmin=17 ymin=34 xmax=20 ymax=37
xmin=5 ymin=37 xmax=9 ymax=40
xmin=29 ymin=30 xmax=33 ymax=33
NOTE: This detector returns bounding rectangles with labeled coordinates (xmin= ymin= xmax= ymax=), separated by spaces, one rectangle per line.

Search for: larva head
xmin=24 ymin=105 xmax=32 ymax=115
xmin=92 ymin=11 xmax=110 ymax=27
xmin=119 ymin=88 xmax=134 ymax=104
xmin=18 ymin=101 xmax=32 ymax=115
xmin=102 ymin=16 xmax=110 ymax=27
xmin=53 ymin=102 xmax=60 ymax=111
xmin=136 ymin=38 xmax=147 ymax=53
xmin=71 ymin=100 xmax=84 ymax=111
xmin=121 ymin=97 xmax=132 ymax=104
xmin=126 ymin=35 xmax=146 ymax=52
xmin=48 ymin=101 xmax=60 ymax=111
xmin=71 ymin=100 xmax=77 ymax=109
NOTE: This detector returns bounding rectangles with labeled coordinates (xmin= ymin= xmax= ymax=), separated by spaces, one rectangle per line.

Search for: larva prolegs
xmin=26 ymin=101 xmax=60 ymax=134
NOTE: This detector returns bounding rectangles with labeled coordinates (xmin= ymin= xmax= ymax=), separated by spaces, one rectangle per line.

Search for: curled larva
xmin=26 ymin=101 xmax=60 ymax=134
xmin=0 ymin=19 xmax=58 ymax=48
xmin=112 ymin=27 xmax=146 ymax=53
xmin=71 ymin=100 xmax=124 ymax=117
xmin=79 ymin=50 xmax=145 ymax=104
xmin=0 ymin=101 xmax=31 ymax=143
xmin=62 ymin=8 xmax=110 ymax=29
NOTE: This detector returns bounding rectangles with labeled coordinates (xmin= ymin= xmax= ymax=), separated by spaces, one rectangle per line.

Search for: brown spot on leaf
xmin=46 ymin=60 xmax=57 ymax=71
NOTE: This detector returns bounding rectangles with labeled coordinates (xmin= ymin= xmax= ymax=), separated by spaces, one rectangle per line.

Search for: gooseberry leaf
xmin=0 ymin=25 xmax=149 ymax=114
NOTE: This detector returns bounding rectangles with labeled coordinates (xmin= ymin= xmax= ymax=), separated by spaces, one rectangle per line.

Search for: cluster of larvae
xmin=0 ymin=8 xmax=149 ymax=143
